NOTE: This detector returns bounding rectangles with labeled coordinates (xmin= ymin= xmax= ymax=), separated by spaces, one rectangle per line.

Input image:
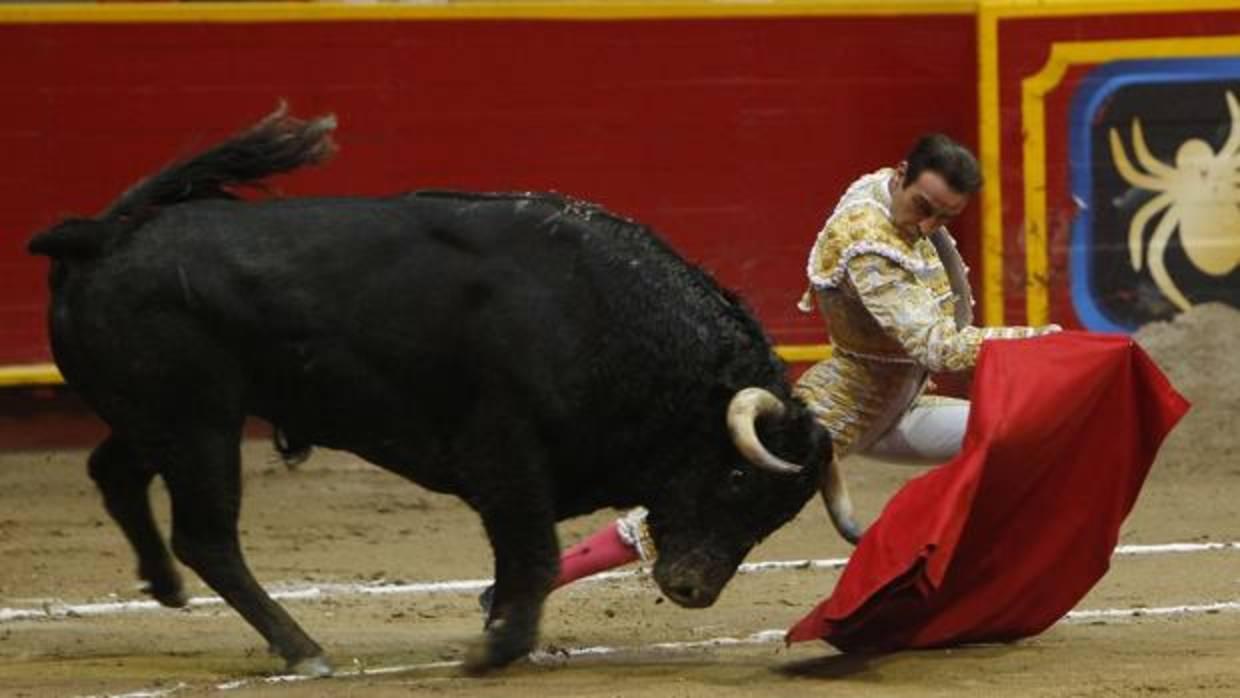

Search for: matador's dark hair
xmin=904 ymin=133 xmax=983 ymax=194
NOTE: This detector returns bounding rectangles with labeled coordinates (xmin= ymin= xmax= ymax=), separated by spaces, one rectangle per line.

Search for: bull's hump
xmin=409 ymin=189 xmax=635 ymax=228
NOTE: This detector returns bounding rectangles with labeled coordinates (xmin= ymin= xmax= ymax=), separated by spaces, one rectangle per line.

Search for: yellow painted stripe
xmin=977 ymin=3 xmax=1005 ymax=325
xmin=0 ymin=363 xmax=63 ymax=388
xmin=7 ymin=0 xmax=1233 ymax=24
xmin=0 ymin=1 xmax=976 ymax=24
xmin=0 ymin=345 xmax=828 ymax=388
xmin=775 ymin=343 xmax=832 ymax=363
xmin=983 ymin=0 xmax=1240 ymax=18
xmin=1019 ymin=55 xmax=1067 ymax=325
xmin=1020 ymin=34 xmax=1240 ymax=325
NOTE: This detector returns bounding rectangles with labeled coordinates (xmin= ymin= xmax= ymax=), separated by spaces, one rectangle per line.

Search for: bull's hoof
xmin=138 ymin=563 xmax=187 ymax=608
xmin=462 ymin=640 xmax=496 ymax=676
xmin=463 ymin=641 xmax=517 ymax=676
xmin=140 ymin=580 xmax=188 ymax=608
xmin=287 ymin=654 xmax=334 ymax=678
xmin=461 ymin=625 xmax=533 ymax=676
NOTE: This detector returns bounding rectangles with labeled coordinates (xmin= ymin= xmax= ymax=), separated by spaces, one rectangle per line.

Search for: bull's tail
xmin=27 ymin=102 xmax=337 ymax=260
xmin=99 ymin=102 xmax=337 ymax=221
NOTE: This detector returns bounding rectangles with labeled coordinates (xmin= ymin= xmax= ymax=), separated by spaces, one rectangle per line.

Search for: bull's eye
xmin=727 ymin=468 xmax=749 ymax=493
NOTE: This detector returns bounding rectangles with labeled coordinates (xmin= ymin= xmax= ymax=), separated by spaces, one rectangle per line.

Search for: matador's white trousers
xmin=861 ymin=395 xmax=970 ymax=466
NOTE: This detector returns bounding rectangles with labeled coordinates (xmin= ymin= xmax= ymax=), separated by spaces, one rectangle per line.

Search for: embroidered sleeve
xmin=845 ymin=254 xmax=1057 ymax=372
xmin=810 ymin=240 xmax=927 ymax=290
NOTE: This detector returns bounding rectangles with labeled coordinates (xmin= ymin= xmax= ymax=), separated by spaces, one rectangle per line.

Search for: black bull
xmin=27 ymin=108 xmax=834 ymax=675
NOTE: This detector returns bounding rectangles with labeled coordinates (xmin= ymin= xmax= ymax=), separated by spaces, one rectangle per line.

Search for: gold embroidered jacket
xmin=794 ymin=168 xmax=1054 ymax=456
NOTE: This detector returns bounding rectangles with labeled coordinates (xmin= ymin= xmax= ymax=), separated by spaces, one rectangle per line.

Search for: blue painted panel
xmin=1069 ymin=58 xmax=1240 ymax=331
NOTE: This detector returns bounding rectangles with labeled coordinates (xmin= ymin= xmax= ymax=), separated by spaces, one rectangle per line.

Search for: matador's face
xmin=889 ymin=163 xmax=969 ymax=238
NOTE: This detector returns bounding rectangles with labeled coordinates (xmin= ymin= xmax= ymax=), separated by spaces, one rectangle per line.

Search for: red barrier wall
xmin=0 ymin=5 xmax=978 ymax=369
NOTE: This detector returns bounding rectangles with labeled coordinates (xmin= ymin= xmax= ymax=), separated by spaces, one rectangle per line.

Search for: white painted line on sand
xmin=1064 ymin=600 xmax=1240 ymax=621
xmin=78 ymin=682 xmax=188 ymax=698
xmin=1114 ymin=541 xmax=1239 ymax=556
xmin=0 ymin=588 xmax=321 ymax=623
xmin=82 ymin=600 xmax=1240 ymax=698
xmin=6 ymin=540 xmax=1237 ymax=624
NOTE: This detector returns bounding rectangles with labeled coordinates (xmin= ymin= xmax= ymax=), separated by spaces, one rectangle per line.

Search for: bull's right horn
xmin=726 ymin=388 xmax=803 ymax=475
xmin=821 ymin=458 xmax=863 ymax=545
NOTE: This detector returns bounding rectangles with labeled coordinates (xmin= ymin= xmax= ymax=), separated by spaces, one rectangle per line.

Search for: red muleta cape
xmin=786 ymin=332 xmax=1189 ymax=651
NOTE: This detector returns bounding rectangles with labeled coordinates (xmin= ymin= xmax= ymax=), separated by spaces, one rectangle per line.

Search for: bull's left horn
xmin=726 ymin=388 xmax=803 ymax=474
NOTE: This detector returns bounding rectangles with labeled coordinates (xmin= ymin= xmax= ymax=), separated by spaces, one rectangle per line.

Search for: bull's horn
xmin=821 ymin=458 xmax=864 ymax=545
xmin=726 ymin=388 xmax=803 ymax=474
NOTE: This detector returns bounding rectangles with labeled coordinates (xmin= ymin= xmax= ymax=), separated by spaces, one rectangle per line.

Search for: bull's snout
xmin=652 ymin=553 xmax=734 ymax=609
xmin=661 ymin=582 xmax=716 ymax=608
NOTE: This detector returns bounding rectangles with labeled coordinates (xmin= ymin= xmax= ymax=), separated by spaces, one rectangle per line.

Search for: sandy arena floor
xmin=1 ymin=305 xmax=1238 ymax=697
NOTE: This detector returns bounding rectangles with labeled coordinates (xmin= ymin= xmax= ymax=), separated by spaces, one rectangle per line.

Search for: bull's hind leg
xmin=88 ymin=434 xmax=186 ymax=607
xmin=158 ymin=422 xmax=331 ymax=677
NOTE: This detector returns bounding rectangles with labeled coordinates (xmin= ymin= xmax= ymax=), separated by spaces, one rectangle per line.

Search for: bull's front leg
xmin=468 ymin=504 xmax=558 ymax=674
xmin=457 ymin=431 xmax=559 ymax=673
